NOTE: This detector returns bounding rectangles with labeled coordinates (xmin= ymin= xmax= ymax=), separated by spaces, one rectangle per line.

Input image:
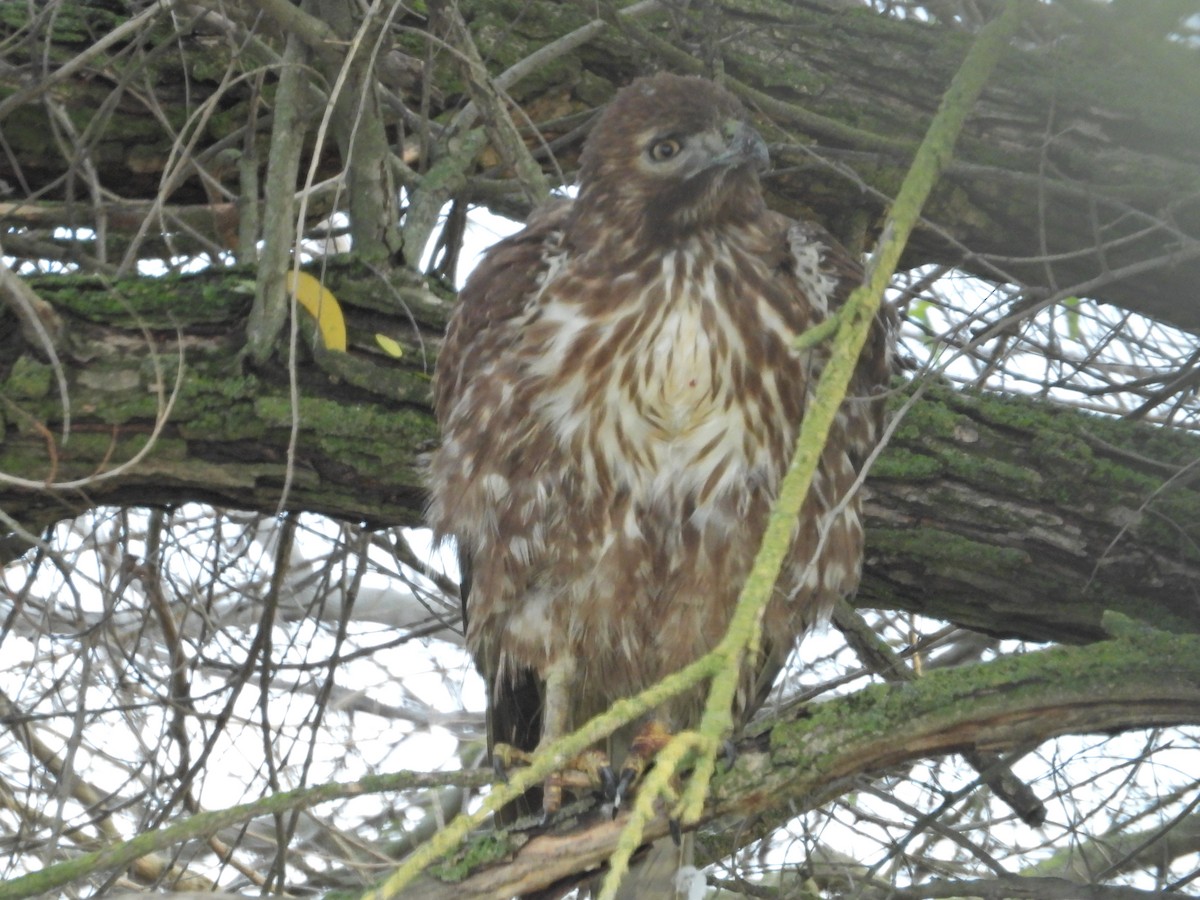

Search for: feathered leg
xmin=493 ymin=656 xmax=608 ymax=816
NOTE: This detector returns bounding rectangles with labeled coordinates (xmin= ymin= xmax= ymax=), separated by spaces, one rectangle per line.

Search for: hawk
xmin=429 ymin=73 xmax=891 ymax=894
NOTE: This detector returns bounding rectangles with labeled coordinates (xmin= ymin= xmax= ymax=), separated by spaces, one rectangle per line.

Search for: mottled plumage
xmin=429 ymin=73 xmax=891 ymax=889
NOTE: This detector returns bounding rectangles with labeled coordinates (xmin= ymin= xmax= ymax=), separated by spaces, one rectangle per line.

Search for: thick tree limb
xmin=2 ymin=265 xmax=1199 ymax=643
xmin=2 ymin=2 xmax=1196 ymax=326
xmin=383 ymin=625 xmax=1200 ymax=899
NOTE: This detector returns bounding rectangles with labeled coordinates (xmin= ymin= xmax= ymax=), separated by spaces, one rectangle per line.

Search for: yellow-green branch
xmin=0 ymin=771 xmax=456 ymax=900
xmin=677 ymin=0 xmax=1028 ymax=826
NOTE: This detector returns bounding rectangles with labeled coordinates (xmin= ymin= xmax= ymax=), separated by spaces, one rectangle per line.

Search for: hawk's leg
xmin=492 ymin=657 xmax=609 ymax=815
xmin=537 ymin=655 xmax=574 ymax=813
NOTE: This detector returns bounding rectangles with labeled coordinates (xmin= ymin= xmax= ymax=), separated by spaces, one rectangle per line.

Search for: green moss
xmin=3 ymin=357 xmax=54 ymax=400
xmin=1088 ymin=455 xmax=1155 ymax=495
xmin=732 ymin=52 xmax=828 ymax=97
xmin=939 ymin=445 xmax=1044 ymax=494
xmin=0 ymin=1 xmax=123 ymax=49
xmin=872 ymin=526 xmax=1028 ymax=571
xmin=7 ymin=353 xmax=272 ymax=439
xmin=870 ymin=447 xmax=943 ymax=481
xmin=882 ymin=389 xmax=1047 ymax=495
xmin=888 ymin=390 xmax=963 ymax=443
xmin=431 ymin=831 xmax=516 ymax=883
xmin=206 ymin=100 xmax=254 ymax=140
xmin=31 ymin=270 xmax=255 ymax=328
xmin=57 ymin=431 xmax=185 ymax=464
xmin=0 ymin=4 xmax=30 ymax=30
xmin=85 ymin=386 xmax=162 ymax=424
xmin=0 ymin=105 xmax=61 ymax=163
xmin=188 ymin=48 xmax=236 ymax=85
xmin=252 ymin=397 xmax=438 ymax=469
xmin=174 ymin=372 xmax=266 ymax=440
xmin=175 ymin=414 xmax=261 ymax=442
xmin=768 ymin=629 xmax=1200 ymax=767
xmin=1028 ymin=428 xmax=1093 ymax=474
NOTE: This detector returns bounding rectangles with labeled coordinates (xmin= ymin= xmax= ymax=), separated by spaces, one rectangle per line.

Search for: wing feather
xmin=433 ymin=198 xmax=572 ymax=420
xmin=431 ymin=199 xmax=576 ymax=821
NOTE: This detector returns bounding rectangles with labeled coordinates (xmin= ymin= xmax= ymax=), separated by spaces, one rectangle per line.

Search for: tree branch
xmin=886 ymin=875 xmax=1192 ymax=900
xmin=382 ymin=626 xmax=1200 ymax=899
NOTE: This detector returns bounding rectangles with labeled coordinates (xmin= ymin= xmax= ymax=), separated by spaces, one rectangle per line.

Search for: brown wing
xmin=783 ymin=214 xmax=894 ymax=464
xmin=433 ymin=197 xmax=571 ymax=419
xmin=431 ymin=199 xmax=575 ymax=819
xmin=729 ymin=212 xmax=894 ymax=720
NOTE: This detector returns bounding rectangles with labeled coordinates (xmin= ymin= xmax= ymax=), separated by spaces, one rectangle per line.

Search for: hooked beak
xmin=715 ymin=119 xmax=770 ymax=174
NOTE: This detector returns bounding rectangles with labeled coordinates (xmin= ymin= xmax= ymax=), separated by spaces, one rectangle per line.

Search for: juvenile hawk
xmin=429 ymin=72 xmax=891 ymax=893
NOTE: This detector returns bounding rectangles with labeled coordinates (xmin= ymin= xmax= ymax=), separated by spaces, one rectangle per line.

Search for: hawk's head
xmin=571 ymin=73 xmax=770 ymax=248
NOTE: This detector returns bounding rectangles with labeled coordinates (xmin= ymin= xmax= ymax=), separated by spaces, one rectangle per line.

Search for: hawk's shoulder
xmin=776 ymin=212 xmax=895 ymax=457
xmin=780 ymin=214 xmax=864 ymax=310
xmin=433 ymin=197 xmax=573 ymax=419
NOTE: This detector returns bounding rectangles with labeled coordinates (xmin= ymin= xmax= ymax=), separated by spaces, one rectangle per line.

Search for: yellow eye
xmin=649 ymin=138 xmax=682 ymax=162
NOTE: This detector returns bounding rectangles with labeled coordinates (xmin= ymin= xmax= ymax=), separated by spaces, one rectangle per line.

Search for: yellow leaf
xmin=375 ymin=334 xmax=404 ymax=358
xmin=286 ymin=271 xmax=347 ymax=352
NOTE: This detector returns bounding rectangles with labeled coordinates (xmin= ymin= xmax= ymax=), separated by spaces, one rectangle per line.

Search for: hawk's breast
xmin=534 ymin=241 xmax=803 ymax=510
xmin=643 ymin=285 xmax=719 ymax=436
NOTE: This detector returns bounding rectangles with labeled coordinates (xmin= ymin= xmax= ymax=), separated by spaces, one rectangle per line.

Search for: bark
xmin=1 ymin=2 xmax=1197 ymax=326
xmin=863 ymin=385 xmax=1200 ymax=643
xmin=3 ymin=265 xmax=1199 ymax=646
xmin=0 ymin=262 xmax=446 ymax=538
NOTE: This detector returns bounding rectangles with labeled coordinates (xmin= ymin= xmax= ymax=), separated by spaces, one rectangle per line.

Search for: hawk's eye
xmin=648 ymin=138 xmax=682 ymax=162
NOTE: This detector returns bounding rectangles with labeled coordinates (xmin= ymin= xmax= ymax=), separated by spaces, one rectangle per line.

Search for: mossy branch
xmin=0 ymin=770 xmax=470 ymax=900
xmin=377 ymin=629 xmax=1200 ymax=899
xmin=367 ymin=650 xmax=722 ymax=898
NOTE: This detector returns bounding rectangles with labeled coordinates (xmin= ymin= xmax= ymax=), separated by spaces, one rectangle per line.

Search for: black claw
xmin=491 ymin=755 xmax=509 ymax=783
xmin=607 ymin=767 xmax=639 ymax=817
xmin=721 ymin=738 xmax=738 ymax=771
xmin=669 ymin=817 xmax=682 ymax=847
xmin=599 ymin=765 xmax=619 ymax=802
xmin=615 ymin=767 xmax=638 ymax=804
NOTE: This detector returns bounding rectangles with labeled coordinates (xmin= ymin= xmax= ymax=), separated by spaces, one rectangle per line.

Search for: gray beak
xmin=718 ymin=119 xmax=770 ymax=173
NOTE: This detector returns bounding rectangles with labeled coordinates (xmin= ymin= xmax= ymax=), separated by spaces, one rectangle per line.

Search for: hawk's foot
xmin=491 ymin=743 xmax=610 ymax=816
xmin=607 ymin=719 xmax=675 ymax=811
xmin=491 ymin=742 xmax=533 ymax=782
